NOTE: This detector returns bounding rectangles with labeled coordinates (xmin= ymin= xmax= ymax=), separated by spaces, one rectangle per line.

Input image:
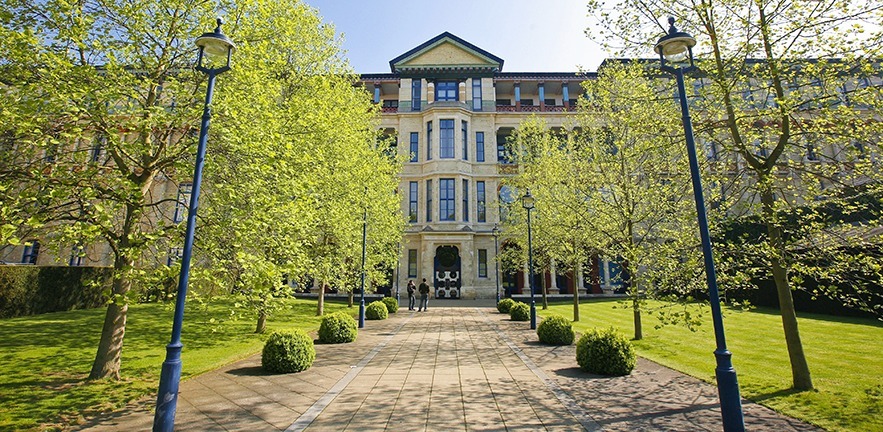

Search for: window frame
xmin=439 ymin=178 xmax=455 ymax=221
xmin=440 ymin=119 xmax=455 ymax=159
xmin=435 ymin=81 xmax=458 ymax=101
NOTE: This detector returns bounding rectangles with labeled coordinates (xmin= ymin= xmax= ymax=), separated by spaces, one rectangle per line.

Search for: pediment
xmin=390 ymin=32 xmax=503 ymax=75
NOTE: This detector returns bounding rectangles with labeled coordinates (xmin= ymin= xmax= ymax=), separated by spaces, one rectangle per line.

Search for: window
xmin=440 ymin=178 xmax=455 ymax=221
xmin=21 ymin=240 xmax=40 ymax=264
xmin=497 ymin=134 xmax=511 ymax=164
xmin=476 ymin=132 xmax=485 ymax=162
xmin=520 ymin=99 xmax=534 ymax=106
xmin=167 ymin=247 xmax=183 ymax=266
xmin=705 ymin=140 xmax=719 ymax=161
xmin=69 ymin=245 xmax=84 ymax=266
xmin=496 ymin=99 xmax=511 ymax=106
xmin=411 ymin=80 xmax=422 ymax=111
xmin=173 ymin=183 xmax=192 ymax=223
xmin=806 ymin=143 xmax=818 ymax=161
xmin=91 ymin=134 xmax=106 ymax=163
xmin=477 ymin=181 xmax=487 ymax=222
xmin=439 ymin=120 xmax=455 ymax=158
xmin=472 ymin=78 xmax=482 ymax=110
xmin=461 ymin=121 xmax=468 ymax=161
xmin=462 ymin=179 xmax=469 ymax=222
xmin=426 ymin=179 xmax=433 ymax=222
xmin=409 ymin=132 xmax=418 ymax=162
xmin=427 ymin=121 xmax=432 ymax=160
xmin=544 ymin=99 xmax=556 ymax=106
xmin=436 ymin=81 xmax=458 ymax=101
xmin=499 ymin=185 xmax=515 ymax=221
xmin=409 ymin=181 xmax=418 ymax=223
xmin=382 ymin=100 xmax=399 ymax=108
xmin=408 ymin=249 xmax=418 ymax=277
xmin=478 ymin=249 xmax=488 ymax=278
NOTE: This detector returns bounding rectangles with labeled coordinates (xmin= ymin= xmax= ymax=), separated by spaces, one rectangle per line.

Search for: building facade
xmin=361 ymin=32 xmax=620 ymax=299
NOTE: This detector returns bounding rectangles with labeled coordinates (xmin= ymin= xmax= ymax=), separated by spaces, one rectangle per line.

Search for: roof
xmin=388 ymin=32 xmax=504 ymax=76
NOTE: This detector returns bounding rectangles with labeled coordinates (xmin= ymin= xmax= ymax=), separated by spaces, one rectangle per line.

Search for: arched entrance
xmin=434 ymin=245 xmax=461 ymax=299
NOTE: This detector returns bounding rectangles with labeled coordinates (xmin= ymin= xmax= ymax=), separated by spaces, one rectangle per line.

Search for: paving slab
xmin=77 ymin=306 xmax=822 ymax=431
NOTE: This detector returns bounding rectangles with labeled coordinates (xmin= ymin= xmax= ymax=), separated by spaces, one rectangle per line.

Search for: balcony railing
xmin=495 ymin=105 xmax=570 ymax=113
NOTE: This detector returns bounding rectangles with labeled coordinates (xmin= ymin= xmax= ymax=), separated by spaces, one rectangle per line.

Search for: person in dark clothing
xmin=406 ymin=280 xmax=417 ymax=310
xmin=418 ymin=278 xmax=430 ymax=311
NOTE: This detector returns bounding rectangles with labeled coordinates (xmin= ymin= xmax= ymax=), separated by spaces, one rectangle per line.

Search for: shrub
xmin=365 ymin=300 xmax=389 ymax=320
xmin=575 ymin=327 xmax=636 ymax=376
xmin=381 ymin=297 xmax=399 ymax=314
xmin=0 ymin=266 xmax=113 ymax=318
xmin=262 ymin=330 xmax=315 ymax=373
xmin=509 ymin=302 xmax=530 ymax=321
xmin=536 ymin=315 xmax=575 ymax=345
xmin=497 ymin=298 xmax=515 ymax=313
xmin=318 ymin=312 xmax=358 ymax=344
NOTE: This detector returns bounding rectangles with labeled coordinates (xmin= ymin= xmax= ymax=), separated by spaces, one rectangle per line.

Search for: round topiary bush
xmin=497 ymin=298 xmax=516 ymax=313
xmin=318 ymin=312 xmax=358 ymax=344
xmin=365 ymin=300 xmax=389 ymax=320
xmin=575 ymin=327 xmax=636 ymax=376
xmin=536 ymin=314 xmax=575 ymax=345
xmin=509 ymin=302 xmax=530 ymax=321
xmin=381 ymin=297 xmax=399 ymax=314
xmin=262 ymin=330 xmax=315 ymax=373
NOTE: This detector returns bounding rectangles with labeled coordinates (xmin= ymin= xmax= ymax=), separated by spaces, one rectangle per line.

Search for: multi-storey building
xmin=361 ymin=32 xmax=620 ymax=299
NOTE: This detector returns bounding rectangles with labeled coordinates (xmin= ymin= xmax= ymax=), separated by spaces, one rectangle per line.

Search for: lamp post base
xmin=153 ymin=343 xmax=183 ymax=432
xmin=358 ymin=300 xmax=365 ymax=328
xmin=530 ymin=301 xmax=537 ymax=329
xmin=714 ymin=349 xmax=745 ymax=431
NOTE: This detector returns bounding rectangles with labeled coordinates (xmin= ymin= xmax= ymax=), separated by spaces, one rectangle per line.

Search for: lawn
xmin=0 ymin=297 xmax=354 ymax=431
xmin=539 ymin=299 xmax=883 ymax=432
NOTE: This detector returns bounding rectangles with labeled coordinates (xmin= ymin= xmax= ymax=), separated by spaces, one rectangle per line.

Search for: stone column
xmin=549 ymin=259 xmax=560 ymax=294
xmin=523 ymin=261 xmax=530 ymax=295
xmin=577 ymin=262 xmax=587 ymax=296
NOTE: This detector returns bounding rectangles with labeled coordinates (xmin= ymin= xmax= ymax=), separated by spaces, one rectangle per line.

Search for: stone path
xmin=78 ymin=304 xmax=822 ymax=431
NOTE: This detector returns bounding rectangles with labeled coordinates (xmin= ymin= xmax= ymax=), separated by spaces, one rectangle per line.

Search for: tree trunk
xmin=348 ymin=290 xmax=354 ymax=307
xmin=88 ymin=255 xmax=133 ymax=380
xmin=632 ymin=296 xmax=642 ymax=341
xmin=761 ymin=189 xmax=814 ymax=390
xmin=317 ymin=280 xmax=326 ymax=316
xmin=573 ymin=287 xmax=580 ymax=322
xmin=255 ymin=310 xmax=267 ymax=334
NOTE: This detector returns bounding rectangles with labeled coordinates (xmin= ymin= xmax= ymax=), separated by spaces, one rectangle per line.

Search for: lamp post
xmin=655 ymin=17 xmax=744 ymax=432
xmin=492 ymin=224 xmax=501 ymax=303
xmin=153 ymin=18 xmax=234 ymax=432
xmin=358 ymin=202 xmax=367 ymax=328
xmin=521 ymin=190 xmax=536 ymax=329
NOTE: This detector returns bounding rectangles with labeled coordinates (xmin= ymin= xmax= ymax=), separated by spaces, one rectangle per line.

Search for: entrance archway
xmin=434 ymin=246 xmax=461 ymax=299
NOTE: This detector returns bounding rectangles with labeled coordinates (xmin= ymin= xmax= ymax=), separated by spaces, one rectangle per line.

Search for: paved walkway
xmin=79 ymin=305 xmax=821 ymax=431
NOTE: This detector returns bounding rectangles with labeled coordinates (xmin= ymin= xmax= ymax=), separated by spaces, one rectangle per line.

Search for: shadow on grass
xmin=751 ymin=387 xmax=808 ymax=403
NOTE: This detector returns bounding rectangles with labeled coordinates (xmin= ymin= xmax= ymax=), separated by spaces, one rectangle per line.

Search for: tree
xmin=585 ymin=0 xmax=883 ymax=389
xmin=0 ymin=0 xmax=398 ymax=379
xmin=507 ymin=62 xmax=702 ymax=339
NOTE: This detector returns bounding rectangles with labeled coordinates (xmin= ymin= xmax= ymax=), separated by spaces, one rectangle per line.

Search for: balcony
xmin=495 ymin=104 xmax=570 ymax=113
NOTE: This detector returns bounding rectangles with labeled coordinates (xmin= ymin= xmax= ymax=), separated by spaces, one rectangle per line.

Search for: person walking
xmin=417 ymin=278 xmax=430 ymax=312
xmin=406 ymin=280 xmax=417 ymax=311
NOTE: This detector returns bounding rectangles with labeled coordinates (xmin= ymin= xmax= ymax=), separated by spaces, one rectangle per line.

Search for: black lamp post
xmin=153 ymin=18 xmax=234 ymax=432
xmin=655 ymin=17 xmax=745 ymax=432
xmin=521 ymin=189 xmax=536 ymax=329
xmin=492 ymin=223 xmax=501 ymax=303
xmin=358 ymin=202 xmax=367 ymax=328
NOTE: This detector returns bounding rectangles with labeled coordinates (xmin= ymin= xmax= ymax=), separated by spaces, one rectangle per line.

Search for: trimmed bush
xmin=365 ymin=300 xmax=389 ymax=320
xmin=497 ymin=298 xmax=515 ymax=313
xmin=536 ymin=315 xmax=575 ymax=345
xmin=381 ymin=297 xmax=399 ymax=314
xmin=509 ymin=302 xmax=530 ymax=321
xmin=318 ymin=312 xmax=358 ymax=344
xmin=262 ymin=330 xmax=315 ymax=373
xmin=575 ymin=327 xmax=636 ymax=376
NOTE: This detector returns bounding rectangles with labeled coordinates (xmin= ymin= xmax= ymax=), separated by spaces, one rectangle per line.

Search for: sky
xmin=301 ymin=0 xmax=610 ymax=74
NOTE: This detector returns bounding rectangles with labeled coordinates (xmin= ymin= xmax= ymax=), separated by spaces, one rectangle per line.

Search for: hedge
xmin=0 ymin=266 xmax=114 ymax=318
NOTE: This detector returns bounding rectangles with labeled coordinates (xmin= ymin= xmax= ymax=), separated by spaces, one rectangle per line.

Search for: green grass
xmin=0 ymin=297 xmax=353 ymax=431
xmin=539 ymin=299 xmax=883 ymax=432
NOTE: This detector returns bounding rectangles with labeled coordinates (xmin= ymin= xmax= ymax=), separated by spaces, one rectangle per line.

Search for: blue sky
xmin=301 ymin=0 xmax=609 ymax=74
